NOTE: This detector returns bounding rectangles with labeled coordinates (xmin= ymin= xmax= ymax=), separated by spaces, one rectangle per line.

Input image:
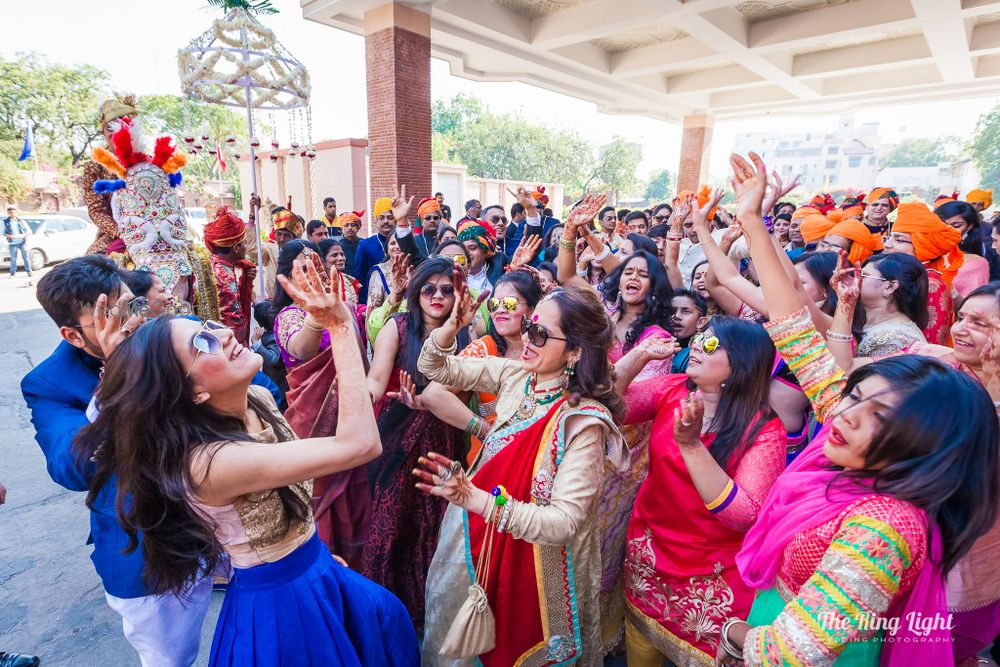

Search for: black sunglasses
xmin=520 ymin=316 xmax=567 ymax=347
xmin=420 ymin=283 xmax=456 ymax=299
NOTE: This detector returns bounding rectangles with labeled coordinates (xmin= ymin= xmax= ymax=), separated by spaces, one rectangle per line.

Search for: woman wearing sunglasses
xmin=272 ymin=243 xmax=371 ymax=564
xmin=415 ymin=283 xmax=626 ymax=666
xmin=414 ymin=270 xmax=544 ymax=469
xmin=613 ymin=311 xmax=786 ymax=666
xmin=713 ymin=153 xmax=999 ymax=667
xmin=363 ymin=257 xmax=472 ymax=634
xmin=74 ymin=263 xmax=419 ymax=666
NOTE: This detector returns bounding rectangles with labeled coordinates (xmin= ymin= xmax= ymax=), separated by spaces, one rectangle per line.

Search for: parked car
xmin=184 ymin=207 xmax=208 ymax=240
xmin=1 ymin=214 xmax=97 ymax=270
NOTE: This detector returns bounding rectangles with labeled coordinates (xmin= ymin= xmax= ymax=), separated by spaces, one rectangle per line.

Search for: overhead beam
xmin=672 ymin=7 xmax=821 ymax=99
xmin=610 ymin=36 xmax=721 ymax=76
xmin=749 ymin=0 xmax=916 ymax=51
xmin=910 ymin=0 xmax=975 ymax=82
xmin=792 ymin=34 xmax=932 ymax=77
xmin=529 ymin=0 xmax=665 ymax=49
xmin=971 ymin=20 xmax=1000 ymax=54
xmin=666 ymin=64 xmax=761 ymax=94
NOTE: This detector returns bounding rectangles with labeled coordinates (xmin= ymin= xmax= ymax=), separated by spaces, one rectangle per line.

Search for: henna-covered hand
xmin=673 ymin=389 xmax=705 ymax=447
xmin=386 ymin=370 xmax=424 ymax=410
xmin=276 ymin=259 xmax=352 ymax=335
xmin=413 ymin=452 xmax=482 ymax=511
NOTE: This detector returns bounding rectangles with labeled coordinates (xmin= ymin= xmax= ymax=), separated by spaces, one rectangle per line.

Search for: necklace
xmin=515 ymin=374 xmax=562 ymax=421
xmin=865 ymin=311 xmax=905 ymax=329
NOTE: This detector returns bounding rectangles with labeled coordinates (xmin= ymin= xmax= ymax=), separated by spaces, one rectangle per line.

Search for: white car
xmin=184 ymin=207 xmax=208 ymax=240
xmin=1 ymin=214 xmax=97 ymax=270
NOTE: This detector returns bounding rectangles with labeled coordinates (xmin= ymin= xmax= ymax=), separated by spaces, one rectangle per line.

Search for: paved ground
xmin=0 ymin=270 xmax=221 ymax=666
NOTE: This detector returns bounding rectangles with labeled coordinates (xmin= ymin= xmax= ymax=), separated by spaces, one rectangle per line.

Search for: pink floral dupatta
xmin=736 ymin=424 xmax=953 ymax=667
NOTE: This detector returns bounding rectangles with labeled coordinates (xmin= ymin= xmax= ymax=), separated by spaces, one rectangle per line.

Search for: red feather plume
xmin=111 ymin=124 xmax=148 ymax=169
xmin=152 ymin=136 xmax=175 ymax=168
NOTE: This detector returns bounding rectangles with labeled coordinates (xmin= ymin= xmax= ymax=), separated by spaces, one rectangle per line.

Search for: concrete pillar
xmin=364 ymin=2 xmax=432 ymax=210
xmin=677 ymin=113 xmax=714 ymax=193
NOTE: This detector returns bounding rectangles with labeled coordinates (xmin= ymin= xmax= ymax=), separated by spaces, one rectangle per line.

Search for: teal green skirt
xmin=747 ymin=587 xmax=882 ymax=665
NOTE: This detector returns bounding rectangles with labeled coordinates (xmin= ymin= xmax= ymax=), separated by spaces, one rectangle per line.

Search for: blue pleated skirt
xmin=209 ymin=532 xmax=420 ymax=666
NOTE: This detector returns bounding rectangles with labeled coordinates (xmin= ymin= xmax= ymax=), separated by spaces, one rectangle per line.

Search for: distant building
xmin=732 ymin=113 xmax=882 ymax=192
xmin=875 ymin=158 xmax=981 ymax=201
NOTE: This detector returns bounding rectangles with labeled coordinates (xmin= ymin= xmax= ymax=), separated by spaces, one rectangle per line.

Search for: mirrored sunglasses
xmin=487 ymin=296 xmax=521 ymax=313
xmin=691 ymin=332 xmax=720 ymax=354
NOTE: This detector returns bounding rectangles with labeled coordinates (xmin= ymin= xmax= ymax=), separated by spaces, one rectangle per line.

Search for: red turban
xmin=801 ymin=214 xmax=836 ymax=244
xmin=828 ymin=219 xmax=882 ymax=264
xmin=204 ymin=206 xmax=248 ymax=253
xmin=809 ymin=193 xmax=836 ymax=214
xmin=868 ymin=188 xmax=899 ymax=211
xmin=892 ymin=202 xmax=964 ymax=287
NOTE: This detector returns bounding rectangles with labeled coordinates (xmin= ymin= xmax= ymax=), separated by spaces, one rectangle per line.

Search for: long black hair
xmin=693 ymin=316 xmax=776 ymax=470
xmin=402 ymin=257 xmax=470 ymax=387
xmin=624 ymin=233 xmax=658 ymax=256
xmin=272 ymin=239 xmax=320 ymax=311
xmin=74 ymin=317 xmax=309 ymax=595
xmin=936 ymin=200 xmax=982 ymax=256
xmin=838 ymin=356 xmax=999 ymax=574
xmin=487 ymin=270 xmax=543 ymax=356
xmin=600 ymin=250 xmax=674 ymax=351
xmin=863 ymin=253 xmax=930 ymax=329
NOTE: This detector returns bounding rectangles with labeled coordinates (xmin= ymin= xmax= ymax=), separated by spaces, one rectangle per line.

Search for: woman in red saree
xmin=414 ymin=273 xmax=627 ymax=666
xmin=616 ymin=316 xmax=786 ymax=667
xmin=272 ymin=241 xmax=371 ymax=567
xmin=884 ymin=202 xmax=964 ymax=345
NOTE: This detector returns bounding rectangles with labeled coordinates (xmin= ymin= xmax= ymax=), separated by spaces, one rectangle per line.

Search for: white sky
xmin=4 ymin=0 xmax=998 ymax=181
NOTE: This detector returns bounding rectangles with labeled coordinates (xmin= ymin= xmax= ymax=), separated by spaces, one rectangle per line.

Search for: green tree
xmin=644 ymin=168 xmax=674 ymax=202
xmin=583 ymin=135 xmax=641 ymax=199
xmin=0 ymin=53 xmax=111 ymax=165
xmin=0 ymin=159 xmax=29 ymax=202
xmin=880 ymin=137 xmax=959 ymax=168
xmin=971 ymin=103 xmax=1000 ymax=193
xmin=432 ymin=93 xmax=483 ymax=139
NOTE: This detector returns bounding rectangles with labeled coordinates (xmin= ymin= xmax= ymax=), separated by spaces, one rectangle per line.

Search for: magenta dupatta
xmin=736 ymin=424 xmax=953 ymax=667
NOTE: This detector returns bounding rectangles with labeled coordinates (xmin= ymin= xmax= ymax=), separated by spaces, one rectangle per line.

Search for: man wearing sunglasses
xmin=413 ymin=196 xmax=445 ymax=259
xmin=20 ymin=255 xmax=282 ymax=665
xmin=482 ymin=204 xmax=515 ymax=256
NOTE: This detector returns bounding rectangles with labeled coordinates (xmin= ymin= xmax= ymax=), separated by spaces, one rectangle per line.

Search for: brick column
xmin=364 ymin=2 xmax=432 ymax=211
xmin=677 ymin=113 xmax=714 ymax=193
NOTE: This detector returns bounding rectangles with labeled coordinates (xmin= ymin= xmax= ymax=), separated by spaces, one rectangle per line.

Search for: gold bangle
xmin=303 ymin=315 xmax=324 ymax=332
xmin=558 ymin=238 xmax=576 ymax=251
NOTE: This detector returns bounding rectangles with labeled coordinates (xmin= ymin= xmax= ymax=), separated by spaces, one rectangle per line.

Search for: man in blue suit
xmin=21 ymin=255 xmax=279 ymax=666
xmin=354 ymin=193 xmax=423 ymax=303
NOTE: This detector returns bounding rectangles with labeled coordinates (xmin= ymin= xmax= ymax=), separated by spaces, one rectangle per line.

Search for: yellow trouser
xmin=625 ymin=619 xmax=667 ymax=667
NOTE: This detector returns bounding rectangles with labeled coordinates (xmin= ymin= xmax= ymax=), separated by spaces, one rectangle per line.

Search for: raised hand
xmin=511 ymin=235 xmax=542 ymax=269
xmin=448 ymin=267 xmax=487 ymax=332
xmin=670 ymin=194 xmax=693 ymax=229
xmin=673 ymin=389 xmax=705 ymax=447
xmin=92 ymin=292 xmax=147 ymax=359
xmin=693 ymin=188 xmax=724 ymax=234
xmin=386 ymin=370 xmax=424 ymax=410
xmin=729 ymin=152 xmax=769 ymax=222
xmin=391 ymin=184 xmax=415 ymax=223
xmin=564 ymin=193 xmax=607 ymax=236
xmin=507 ymin=185 xmax=538 ymax=213
xmin=390 ymin=252 xmax=412 ymax=295
xmin=829 ymin=250 xmax=861 ymax=308
xmin=719 ymin=223 xmax=745 ymax=254
xmin=762 ymin=171 xmax=800 ymax=215
xmin=276 ymin=258 xmax=353 ymax=335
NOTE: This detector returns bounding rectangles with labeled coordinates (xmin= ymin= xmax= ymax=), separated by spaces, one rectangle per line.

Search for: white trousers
xmin=104 ymin=576 xmax=212 ymax=667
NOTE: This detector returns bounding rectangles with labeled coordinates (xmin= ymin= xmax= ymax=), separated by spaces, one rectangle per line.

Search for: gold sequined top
xmin=191 ymin=385 xmax=315 ymax=568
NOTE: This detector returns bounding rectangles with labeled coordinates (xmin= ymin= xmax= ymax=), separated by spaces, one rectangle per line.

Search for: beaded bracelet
xmin=825 ymin=331 xmax=853 ymax=342
xmin=558 ymin=238 xmax=576 ymax=252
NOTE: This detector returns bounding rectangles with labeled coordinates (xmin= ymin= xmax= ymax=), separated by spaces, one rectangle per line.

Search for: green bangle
xmin=558 ymin=238 xmax=576 ymax=251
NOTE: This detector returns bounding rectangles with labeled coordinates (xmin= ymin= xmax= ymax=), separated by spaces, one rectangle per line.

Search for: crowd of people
xmin=9 ymin=93 xmax=1000 ymax=667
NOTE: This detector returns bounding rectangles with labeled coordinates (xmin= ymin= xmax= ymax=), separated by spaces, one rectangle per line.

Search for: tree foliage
xmin=880 ymin=137 xmax=959 ymax=168
xmin=971 ymin=103 xmax=1000 ymax=194
xmin=644 ymin=168 xmax=675 ymax=202
xmin=585 ymin=135 xmax=641 ymax=199
xmin=0 ymin=53 xmax=111 ymax=165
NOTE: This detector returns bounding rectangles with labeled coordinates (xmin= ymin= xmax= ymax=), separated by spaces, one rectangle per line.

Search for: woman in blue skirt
xmin=75 ymin=256 xmax=419 ymax=666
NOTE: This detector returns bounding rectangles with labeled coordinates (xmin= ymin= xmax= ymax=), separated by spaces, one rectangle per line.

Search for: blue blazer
xmin=354 ymin=231 xmax=422 ymax=304
xmin=21 ymin=339 xmax=281 ymax=599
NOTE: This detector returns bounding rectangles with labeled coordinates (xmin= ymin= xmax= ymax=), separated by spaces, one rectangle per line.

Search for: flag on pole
xmin=18 ymin=121 xmax=34 ymax=162
xmin=215 ymin=141 xmax=227 ymax=174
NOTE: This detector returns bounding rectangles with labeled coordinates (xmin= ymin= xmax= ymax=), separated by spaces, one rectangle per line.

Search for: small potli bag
xmin=439 ymin=511 xmax=498 ymax=658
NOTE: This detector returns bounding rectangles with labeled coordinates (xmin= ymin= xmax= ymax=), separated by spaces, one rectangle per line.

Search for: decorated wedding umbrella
xmin=178 ymin=0 xmax=311 ymax=296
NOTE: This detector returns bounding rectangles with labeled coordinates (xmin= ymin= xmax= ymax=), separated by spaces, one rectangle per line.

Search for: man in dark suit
xmin=21 ymin=255 xmax=279 ymax=665
xmin=413 ymin=196 xmax=445 ymax=259
xmin=354 ymin=192 xmax=423 ymax=303
xmin=434 ymin=192 xmax=452 ymax=223
xmin=456 ymin=198 xmax=482 ymax=225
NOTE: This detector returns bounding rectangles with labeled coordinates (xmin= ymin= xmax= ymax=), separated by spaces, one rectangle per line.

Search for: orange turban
xmin=868 ymin=187 xmax=899 ymax=211
xmin=674 ymin=190 xmax=695 ymax=204
xmin=529 ymin=185 xmax=549 ymax=207
xmin=934 ymin=191 xmax=959 ymax=207
xmin=827 ymin=219 xmax=882 ymax=264
xmin=801 ymin=214 xmax=836 ymax=244
xmin=826 ymin=209 xmax=847 ymax=224
xmin=967 ymin=189 xmax=993 ymax=208
xmin=892 ymin=202 xmax=964 ymax=287
xmin=696 ymin=185 xmax=718 ymax=220
xmin=373 ymin=197 xmax=392 ymax=219
xmin=203 ymin=206 xmax=248 ymax=252
xmin=338 ymin=210 xmax=365 ymax=226
xmin=792 ymin=205 xmax=820 ymax=221
xmin=457 ymin=219 xmax=496 ymax=254
xmin=416 ymin=197 xmax=441 ymax=219
xmin=839 ymin=193 xmax=866 ymax=220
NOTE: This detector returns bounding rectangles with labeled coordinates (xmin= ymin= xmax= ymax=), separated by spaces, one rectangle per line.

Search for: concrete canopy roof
xmin=302 ymin=0 xmax=1000 ymax=122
